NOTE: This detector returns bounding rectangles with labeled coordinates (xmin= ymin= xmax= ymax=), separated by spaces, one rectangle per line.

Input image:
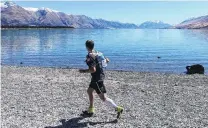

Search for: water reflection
xmin=1 ymin=29 xmax=208 ymax=74
xmin=183 ymin=29 xmax=208 ymax=43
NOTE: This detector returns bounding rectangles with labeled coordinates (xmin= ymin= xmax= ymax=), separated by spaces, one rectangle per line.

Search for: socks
xmin=104 ymin=97 xmax=118 ymax=108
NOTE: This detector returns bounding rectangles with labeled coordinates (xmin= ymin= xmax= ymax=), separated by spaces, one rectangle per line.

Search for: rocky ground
xmin=1 ymin=66 xmax=208 ymax=128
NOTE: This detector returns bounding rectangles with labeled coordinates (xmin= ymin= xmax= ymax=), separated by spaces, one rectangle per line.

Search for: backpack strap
xmin=88 ymin=52 xmax=99 ymax=65
xmin=88 ymin=52 xmax=95 ymax=61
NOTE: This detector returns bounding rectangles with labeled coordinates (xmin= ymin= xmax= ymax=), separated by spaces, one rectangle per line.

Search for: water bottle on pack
xmin=96 ymin=51 xmax=107 ymax=68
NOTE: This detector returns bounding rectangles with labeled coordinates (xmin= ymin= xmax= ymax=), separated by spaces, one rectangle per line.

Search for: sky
xmin=14 ymin=1 xmax=208 ymax=25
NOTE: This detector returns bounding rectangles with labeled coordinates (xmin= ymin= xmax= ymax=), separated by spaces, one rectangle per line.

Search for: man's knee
xmin=87 ymin=88 xmax=93 ymax=95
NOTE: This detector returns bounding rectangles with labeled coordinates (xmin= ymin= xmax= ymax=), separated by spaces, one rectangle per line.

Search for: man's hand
xmin=79 ymin=67 xmax=96 ymax=73
xmin=105 ymin=57 xmax=110 ymax=63
xmin=79 ymin=69 xmax=86 ymax=73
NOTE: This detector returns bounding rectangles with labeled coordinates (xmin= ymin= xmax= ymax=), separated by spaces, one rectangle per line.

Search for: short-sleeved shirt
xmin=86 ymin=52 xmax=105 ymax=82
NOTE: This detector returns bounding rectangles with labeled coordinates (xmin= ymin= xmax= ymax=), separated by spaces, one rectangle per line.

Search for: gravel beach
xmin=1 ymin=65 xmax=208 ymax=128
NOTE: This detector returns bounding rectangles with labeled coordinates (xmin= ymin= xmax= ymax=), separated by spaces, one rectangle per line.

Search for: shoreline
xmin=1 ymin=64 xmax=194 ymax=76
xmin=1 ymin=65 xmax=208 ymax=127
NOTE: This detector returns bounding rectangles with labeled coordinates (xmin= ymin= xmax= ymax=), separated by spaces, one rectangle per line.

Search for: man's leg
xmin=98 ymin=93 xmax=117 ymax=108
xmin=82 ymin=87 xmax=94 ymax=116
xmin=98 ymin=93 xmax=123 ymax=119
xmin=83 ymin=86 xmax=94 ymax=117
xmin=87 ymin=87 xmax=94 ymax=109
xmin=96 ymin=81 xmax=124 ymax=119
xmin=95 ymin=81 xmax=118 ymax=109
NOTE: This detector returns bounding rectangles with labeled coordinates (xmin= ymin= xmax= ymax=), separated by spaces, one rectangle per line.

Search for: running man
xmin=79 ymin=40 xmax=124 ymax=119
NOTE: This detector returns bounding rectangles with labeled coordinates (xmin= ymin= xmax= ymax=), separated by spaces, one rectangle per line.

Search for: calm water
xmin=1 ymin=29 xmax=208 ymax=74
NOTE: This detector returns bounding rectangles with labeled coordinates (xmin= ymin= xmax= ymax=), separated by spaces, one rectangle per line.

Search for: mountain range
xmin=1 ymin=2 xmax=208 ymax=29
xmin=1 ymin=2 xmax=138 ymax=29
xmin=138 ymin=21 xmax=172 ymax=29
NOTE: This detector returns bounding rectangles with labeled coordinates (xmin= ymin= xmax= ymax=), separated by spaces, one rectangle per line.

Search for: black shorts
xmin=89 ymin=81 xmax=106 ymax=94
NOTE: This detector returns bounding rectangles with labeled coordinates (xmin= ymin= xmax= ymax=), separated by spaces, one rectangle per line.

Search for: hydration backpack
xmin=88 ymin=50 xmax=108 ymax=68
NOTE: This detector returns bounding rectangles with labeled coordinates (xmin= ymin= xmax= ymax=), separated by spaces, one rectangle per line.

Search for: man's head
xmin=85 ymin=40 xmax=94 ymax=52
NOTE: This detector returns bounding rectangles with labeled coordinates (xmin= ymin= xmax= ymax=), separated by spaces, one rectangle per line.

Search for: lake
xmin=1 ymin=29 xmax=208 ymax=74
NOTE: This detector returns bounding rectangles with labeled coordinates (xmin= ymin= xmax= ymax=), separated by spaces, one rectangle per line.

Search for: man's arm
xmin=79 ymin=66 xmax=96 ymax=73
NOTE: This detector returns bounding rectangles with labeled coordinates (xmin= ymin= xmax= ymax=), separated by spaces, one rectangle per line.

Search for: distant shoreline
xmin=1 ymin=26 xmax=208 ymax=29
xmin=1 ymin=26 xmax=74 ymax=29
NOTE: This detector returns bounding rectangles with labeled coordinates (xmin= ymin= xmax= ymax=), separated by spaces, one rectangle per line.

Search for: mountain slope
xmin=1 ymin=2 xmax=38 ymax=26
xmin=1 ymin=2 xmax=138 ymax=29
xmin=175 ymin=15 xmax=208 ymax=29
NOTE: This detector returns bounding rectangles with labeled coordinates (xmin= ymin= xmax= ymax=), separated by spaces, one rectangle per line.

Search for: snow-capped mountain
xmin=138 ymin=21 xmax=172 ymax=29
xmin=1 ymin=2 xmax=39 ymax=27
xmin=23 ymin=7 xmax=59 ymax=13
xmin=0 ymin=2 xmax=138 ymax=28
xmin=0 ymin=1 xmax=16 ymax=8
xmin=175 ymin=15 xmax=208 ymax=29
